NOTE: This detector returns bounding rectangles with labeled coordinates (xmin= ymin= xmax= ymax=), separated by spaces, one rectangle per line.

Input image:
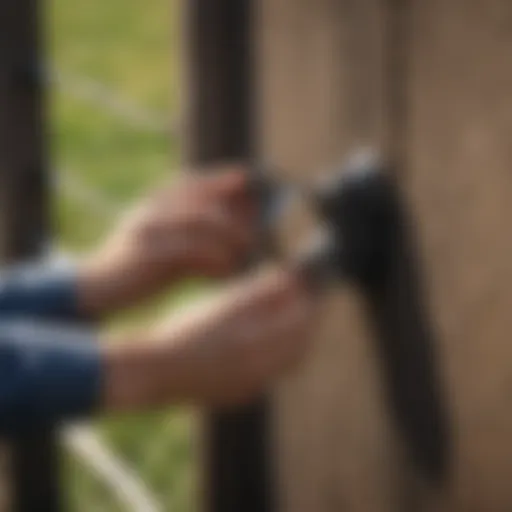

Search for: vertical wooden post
xmin=184 ymin=1 xmax=274 ymax=511
xmin=406 ymin=1 xmax=512 ymax=509
xmin=0 ymin=0 xmax=58 ymax=510
xmin=257 ymin=1 xmax=409 ymax=511
xmin=258 ymin=0 xmax=512 ymax=510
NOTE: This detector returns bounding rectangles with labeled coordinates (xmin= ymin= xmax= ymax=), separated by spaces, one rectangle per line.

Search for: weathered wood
xmin=184 ymin=0 xmax=253 ymax=163
xmin=0 ymin=1 xmax=57 ymax=511
xmin=256 ymin=1 xmax=414 ymax=511
xmin=407 ymin=1 xmax=512 ymax=510
xmin=258 ymin=0 xmax=512 ymax=510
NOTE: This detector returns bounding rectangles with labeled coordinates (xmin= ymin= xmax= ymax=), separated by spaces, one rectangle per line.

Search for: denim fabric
xmin=0 ymin=265 xmax=101 ymax=434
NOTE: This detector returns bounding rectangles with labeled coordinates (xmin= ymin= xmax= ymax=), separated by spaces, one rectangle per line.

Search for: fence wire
xmin=52 ymin=67 xmax=194 ymax=512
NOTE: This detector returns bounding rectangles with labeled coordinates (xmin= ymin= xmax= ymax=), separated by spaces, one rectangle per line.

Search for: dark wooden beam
xmin=0 ymin=1 xmax=58 ymax=510
xmin=184 ymin=1 xmax=274 ymax=511
xmin=184 ymin=0 xmax=252 ymax=162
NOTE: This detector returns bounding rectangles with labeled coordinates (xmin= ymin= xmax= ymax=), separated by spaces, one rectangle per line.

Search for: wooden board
xmin=257 ymin=1 xmax=414 ymax=511
xmin=183 ymin=2 xmax=276 ymax=511
xmin=0 ymin=0 xmax=57 ymax=510
xmin=407 ymin=1 xmax=512 ymax=510
xmin=258 ymin=0 xmax=512 ymax=510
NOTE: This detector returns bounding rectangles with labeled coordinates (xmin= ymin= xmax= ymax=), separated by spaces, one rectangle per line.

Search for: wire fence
xmin=49 ymin=68 xmax=176 ymax=136
xmin=53 ymin=66 xmax=188 ymax=511
xmin=65 ymin=426 xmax=162 ymax=512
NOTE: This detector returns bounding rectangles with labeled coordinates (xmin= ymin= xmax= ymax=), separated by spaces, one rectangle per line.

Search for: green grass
xmin=47 ymin=0 xmax=181 ymax=111
xmin=45 ymin=0 xmax=197 ymax=510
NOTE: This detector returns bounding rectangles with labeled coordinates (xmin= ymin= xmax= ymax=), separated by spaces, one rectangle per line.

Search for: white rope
xmin=64 ymin=425 xmax=162 ymax=512
xmin=49 ymin=251 xmax=163 ymax=512
xmin=55 ymin=170 xmax=121 ymax=219
xmin=49 ymin=68 xmax=176 ymax=136
xmin=44 ymin=64 xmax=178 ymax=512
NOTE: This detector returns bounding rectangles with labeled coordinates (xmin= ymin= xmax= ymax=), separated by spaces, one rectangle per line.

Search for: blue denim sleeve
xmin=0 ymin=319 xmax=102 ymax=435
xmin=0 ymin=263 xmax=83 ymax=321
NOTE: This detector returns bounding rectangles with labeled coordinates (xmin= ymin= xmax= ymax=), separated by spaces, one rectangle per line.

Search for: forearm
xmin=101 ymin=328 xmax=222 ymax=412
xmin=77 ymin=255 xmax=180 ymax=318
xmin=100 ymin=266 xmax=313 ymax=412
xmin=0 ymin=317 xmax=205 ymax=434
xmin=102 ymin=336 xmax=178 ymax=412
xmin=0 ymin=258 xmax=137 ymax=321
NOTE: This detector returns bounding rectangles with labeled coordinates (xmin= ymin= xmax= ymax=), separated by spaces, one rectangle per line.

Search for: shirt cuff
xmin=0 ymin=263 xmax=82 ymax=321
xmin=0 ymin=319 xmax=102 ymax=435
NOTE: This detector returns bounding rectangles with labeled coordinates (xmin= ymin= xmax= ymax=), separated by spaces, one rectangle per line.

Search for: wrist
xmin=77 ymin=252 xmax=134 ymax=316
xmin=101 ymin=329 xmax=187 ymax=412
xmin=78 ymin=251 xmax=181 ymax=316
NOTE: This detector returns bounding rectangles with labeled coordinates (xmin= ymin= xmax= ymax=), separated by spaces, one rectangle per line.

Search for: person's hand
xmin=79 ymin=165 xmax=255 ymax=314
xmin=103 ymin=266 xmax=317 ymax=410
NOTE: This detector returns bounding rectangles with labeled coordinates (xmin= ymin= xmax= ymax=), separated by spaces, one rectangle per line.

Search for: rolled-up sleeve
xmin=0 ymin=263 xmax=82 ymax=321
xmin=0 ymin=319 xmax=102 ymax=435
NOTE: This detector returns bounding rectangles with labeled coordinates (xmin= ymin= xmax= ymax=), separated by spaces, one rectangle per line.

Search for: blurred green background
xmin=46 ymin=0 xmax=197 ymax=509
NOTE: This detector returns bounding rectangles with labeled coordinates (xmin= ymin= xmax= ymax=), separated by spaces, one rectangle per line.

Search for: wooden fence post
xmin=0 ymin=0 xmax=58 ymax=510
xmin=184 ymin=1 xmax=274 ymax=511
